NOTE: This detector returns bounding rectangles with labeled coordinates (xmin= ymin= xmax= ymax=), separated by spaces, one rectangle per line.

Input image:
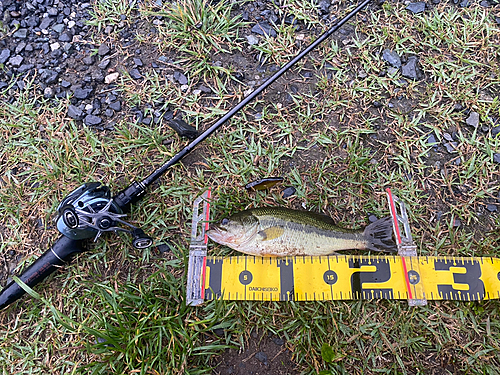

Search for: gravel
xmin=406 ymin=2 xmax=426 ymax=13
xmin=466 ymin=112 xmax=480 ymax=128
xmin=252 ymin=22 xmax=277 ymax=37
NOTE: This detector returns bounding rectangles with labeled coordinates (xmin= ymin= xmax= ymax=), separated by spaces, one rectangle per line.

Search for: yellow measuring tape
xmin=185 ymin=190 xmax=500 ymax=305
xmin=202 ymin=255 xmax=500 ymax=302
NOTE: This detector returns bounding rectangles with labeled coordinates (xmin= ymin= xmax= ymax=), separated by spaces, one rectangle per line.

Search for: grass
xmin=0 ymin=0 xmax=500 ymax=374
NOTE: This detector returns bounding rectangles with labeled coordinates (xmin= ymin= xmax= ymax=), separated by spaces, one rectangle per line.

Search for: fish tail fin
xmin=363 ymin=217 xmax=397 ymax=252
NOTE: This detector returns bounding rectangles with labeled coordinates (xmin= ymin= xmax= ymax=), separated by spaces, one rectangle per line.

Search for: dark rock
xmin=0 ymin=49 xmax=11 ymax=64
xmin=52 ymin=24 xmax=65 ymax=33
xmin=318 ymin=0 xmax=331 ymax=14
xmin=74 ymin=88 xmax=92 ymax=100
xmin=198 ymin=85 xmax=211 ymax=93
xmin=105 ymin=109 xmax=114 ymax=117
xmin=59 ymin=31 xmax=72 ymax=42
xmin=133 ymin=57 xmax=143 ymax=66
xmin=142 ymin=117 xmax=152 ymax=125
xmin=382 ymin=49 xmax=401 ymax=68
xmin=61 ymin=80 xmax=71 ymax=88
xmin=368 ymin=214 xmax=379 ymax=223
xmin=459 ymin=0 xmax=470 ymax=6
xmin=155 ymin=242 xmax=170 ymax=253
xmin=444 ymin=142 xmax=457 ymax=153
xmin=82 ymin=55 xmax=94 ymax=65
xmin=492 ymin=126 xmax=500 ymax=138
xmin=453 ymin=103 xmax=464 ymax=112
xmin=494 ymin=153 xmax=500 ymax=164
xmin=8 ymin=55 xmax=23 ymax=67
xmin=15 ymin=42 xmax=26 ymax=54
xmin=282 ymin=186 xmax=296 ymax=198
xmin=272 ymin=337 xmax=285 ymax=346
xmin=163 ymin=111 xmax=174 ymax=121
xmin=284 ymin=15 xmax=297 ymax=25
xmin=129 ymin=68 xmax=142 ymax=79
xmin=373 ymin=101 xmax=383 ymax=108
xmin=26 ymin=16 xmax=39 ymax=28
xmin=465 ymin=111 xmax=479 ymax=128
xmin=98 ymin=43 xmax=110 ymax=56
xmin=43 ymin=70 xmax=59 ymax=84
xmin=67 ymin=105 xmax=83 ymax=120
xmin=406 ymin=2 xmax=426 ymax=13
xmin=98 ymin=58 xmax=110 ymax=70
xmin=92 ymin=70 xmax=105 ymax=82
xmin=173 ymin=71 xmax=188 ymax=85
xmin=443 ymin=132 xmax=453 ymax=142
xmin=401 ymin=55 xmax=423 ymax=80
xmin=39 ymin=17 xmax=54 ymax=30
xmin=427 ymin=133 xmax=438 ymax=145
xmin=486 ymin=204 xmax=498 ymax=212
xmin=51 ymin=49 xmax=63 ymax=59
xmin=17 ymin=64 xmax=34 ymax=73
xmin=109 ymin=101 xmax=121 ymax=111
xmin=168 ymin=118 xmax=198 ymax=139
xmin=13 ymin=28 xmax=28 ymax=38
xmin=92 ymin=98 xmax=101 ymax=112
xmin=84 ymin=115 xmax=102 ymax=126
xmin=252 ymin=22 xmax=277 ymax=37
xmin=255 ymin=352 xmax=268 ymax=364
xmin=47 ymin=7 xmax=58 ymax=16
xmin=213 ymin=328 xmax=225 ymax=336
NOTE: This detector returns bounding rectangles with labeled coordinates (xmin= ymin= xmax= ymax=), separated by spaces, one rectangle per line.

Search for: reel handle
xmin=0 ymin=236 xmax=84 ymax=310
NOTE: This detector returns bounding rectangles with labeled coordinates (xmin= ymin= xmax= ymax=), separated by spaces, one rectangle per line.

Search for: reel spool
xmin=56 ymin=182 xmax=153 ymax=249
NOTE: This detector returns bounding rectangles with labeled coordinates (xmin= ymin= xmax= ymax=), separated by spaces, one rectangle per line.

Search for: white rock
xmin=50 ymin=42 xmax=60 ymax=51
xmin=246 ymin=35 xmax=259 ymax=45
xmin=68 ymin=20 xmax=76 ymax=28
xmin=105 ymin=72 xmax=119 ymax=84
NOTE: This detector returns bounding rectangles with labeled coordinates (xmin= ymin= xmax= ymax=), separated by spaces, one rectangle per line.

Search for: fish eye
xmin=221 ymin=218 xmax=230 ymax=226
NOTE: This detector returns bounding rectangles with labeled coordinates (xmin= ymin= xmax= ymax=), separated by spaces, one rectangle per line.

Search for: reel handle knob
xmin=131 ymin=228 xmax=153 ymax=249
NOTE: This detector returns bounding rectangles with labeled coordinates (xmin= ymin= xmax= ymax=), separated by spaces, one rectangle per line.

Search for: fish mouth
xmin=206 ymin=226 xmax=231 ymax=243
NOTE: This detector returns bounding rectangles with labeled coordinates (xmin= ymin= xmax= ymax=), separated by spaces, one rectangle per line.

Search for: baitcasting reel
xmin=56 ymin=182 xmax=153 ymax=249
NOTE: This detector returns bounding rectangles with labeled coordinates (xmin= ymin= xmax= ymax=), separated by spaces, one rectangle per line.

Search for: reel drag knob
xmin=131 ymin=228 xmax=153 ymax=249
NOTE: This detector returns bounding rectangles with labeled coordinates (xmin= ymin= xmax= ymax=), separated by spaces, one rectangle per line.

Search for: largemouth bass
xmin=207 ymin=207 xmax=397 ymax=256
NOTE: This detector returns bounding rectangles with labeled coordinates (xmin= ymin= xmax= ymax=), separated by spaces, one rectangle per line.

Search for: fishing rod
xmin=0 ymin=0 xmax=374 ymax=310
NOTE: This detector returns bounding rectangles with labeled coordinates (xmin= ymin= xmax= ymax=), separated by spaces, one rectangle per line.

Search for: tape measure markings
xmin=203 ymin=255 xmax=500 ymax=302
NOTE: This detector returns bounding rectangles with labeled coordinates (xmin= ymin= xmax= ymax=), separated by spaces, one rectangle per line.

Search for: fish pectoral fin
xmin=257 ymin=226 xmax=285 ymax=241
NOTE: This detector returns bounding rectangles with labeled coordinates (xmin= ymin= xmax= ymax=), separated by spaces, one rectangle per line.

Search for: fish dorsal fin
xmin=258 ymin=226 xmax=285 ymax=241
